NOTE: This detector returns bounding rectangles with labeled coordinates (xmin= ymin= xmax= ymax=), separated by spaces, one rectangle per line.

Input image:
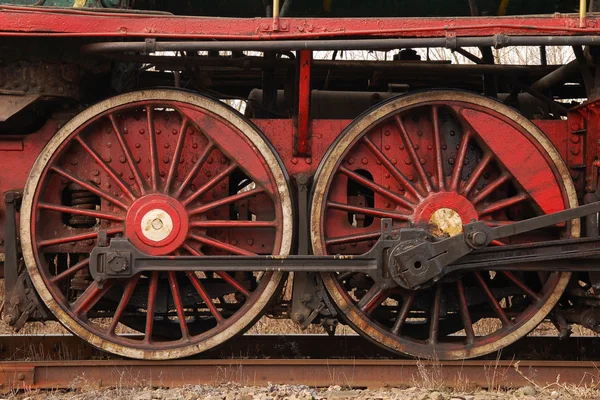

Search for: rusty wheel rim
xmin=311 ymin=91 xmax=578 ymax=360
xmin=21 ymin=89 xmax=292 ymax=360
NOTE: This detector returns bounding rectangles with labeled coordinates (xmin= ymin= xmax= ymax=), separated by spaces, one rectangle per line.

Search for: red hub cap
xmin=413 ymin=192 xmax=478 ymax=237
xmin=126 ymin=194 xmax=189 ymax=255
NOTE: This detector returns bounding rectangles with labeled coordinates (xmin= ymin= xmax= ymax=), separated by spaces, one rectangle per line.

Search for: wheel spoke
xmin=182 ymin=163 xmax=238 ymax=207
xmin=456 ymin=280 xmax=475 ymax=344
xmin=339 ymin=166 xmax=415 ymax=209
xmin=146 ymin=107 xmax=161 ymax=192
xmin=144 ymin=271 xmax=159 ymax=343
xmin=164 ymin=117 xmax=189 ymax=192
xmin=74 ymin=136 xmax=138 ymax=200
xmin=182 ymin=245 xmax=251 ymax=297
xmin=502 ymin=271 xmax=542 ymax=302
xmin=108 ymin=274 xmax=140 ymax=334
xmin=39 ymin=228 xmax=122 ymax=248
xmin=72 ymin=281 xmax=112 ymax=316
xmin=363 ymin=136 xmax=423 ymax=199
xmin=190 ymin=220 xmax=276 ymax=229
xmin=173 ymin=142 xmax=214 ymax=198
xmin=483 ymin=220 xmax=513 ymax=227
xmin=428 ymin=284 xmax=442 ymax=344
xmin=357 ymin=284 xmax=386 ymax=315
xmin=325 ymin=231 xmax=381 ymax=246
xmin=431 ymin=106 xmax=445 ymax=191
xmin=188 ymin=187 xmax=265 ymax=216
xmin=38 ymin=202 xmax=125 ymax=222
xmin=188 ymin=234 xmax=256 ymax=256
xmin=168 ymin=271 xmax=189 ymax=338
xmin=394 ymin=115 xmax=433 ymax=193
xmin=216 ymin=272 xmax=251 ymax=298
xmin=460 ymin=152 xmax=492 ymax=196
xmin=391 ymin=293 xmax=415 ymax=335
xmin=50 ymin=258 xmax=89 ymax=284
xmin=450 ymin=131 xmax=471 ymax=191
xmin=474 ymin=271 xmax=511 ymax=326
xmin=187 ymin=272 xmax=224 ymax=323
xmin=109 ymin=114 xmax=146 ymax=194
xmin=50 ymin=166 xmax=129 ymax=210
xmin=477 ymin=193 xmax=529 ymax=217
xmin=183 ymin=242 xmax=203 ymax=256
xmin=470 ymin=172 xmax=510 ymax=205
xmin=327 ymin=201 xmax=411 ymax=221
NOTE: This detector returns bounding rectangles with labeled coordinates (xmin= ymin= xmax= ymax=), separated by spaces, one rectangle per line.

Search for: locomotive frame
xmin=2 ymin=2 xmax=600 ymax=360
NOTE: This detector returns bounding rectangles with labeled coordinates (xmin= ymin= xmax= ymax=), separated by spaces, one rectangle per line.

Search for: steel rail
xmin=1 ymin=358 xmax=599 ymax=390
xmin=4 ymin=335 xmax=598 ymax=362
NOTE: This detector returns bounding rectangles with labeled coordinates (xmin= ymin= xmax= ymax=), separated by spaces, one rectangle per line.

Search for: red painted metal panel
xmin=296 ymin=50 xmax=312 ymax=156
xmin=461 ymin=108 xmax=566 ymax=214
xmin=0 ymin=6 xmax=598 ymax=39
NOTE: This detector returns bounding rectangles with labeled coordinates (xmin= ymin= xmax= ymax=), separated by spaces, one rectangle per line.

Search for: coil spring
xmin=66 ymin=183 xmax=100 ymax=228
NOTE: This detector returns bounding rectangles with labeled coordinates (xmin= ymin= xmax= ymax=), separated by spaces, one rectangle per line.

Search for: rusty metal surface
xmin=1 ymin=358 xmax=599 ymax=390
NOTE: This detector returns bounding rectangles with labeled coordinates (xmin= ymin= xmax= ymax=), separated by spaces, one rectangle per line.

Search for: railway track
xmin=1 ymin=335 xmax=600 ymax=391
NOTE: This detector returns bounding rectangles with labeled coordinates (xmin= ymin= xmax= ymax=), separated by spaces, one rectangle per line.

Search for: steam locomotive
xmin=0 ymin=0 xmax=599 ymax=360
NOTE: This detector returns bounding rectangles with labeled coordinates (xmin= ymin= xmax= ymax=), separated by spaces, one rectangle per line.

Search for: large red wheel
xmin=20 ymin=89 xmax=293 ymax=359
xmin=311 ymin=91 xmax=578 ymax=360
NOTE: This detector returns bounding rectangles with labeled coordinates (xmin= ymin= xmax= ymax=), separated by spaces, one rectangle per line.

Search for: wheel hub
xmin=126 ymin=194 xmax=189 ymax=255
xmin=413 ymin=192 xmax=478 ymax=238
xmin=429 ymin=208 xmax=462 ymax=237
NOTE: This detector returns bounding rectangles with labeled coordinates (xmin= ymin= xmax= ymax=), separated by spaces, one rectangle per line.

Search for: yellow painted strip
xmin=73 ymin=0 xmax=86 ymax=8
xmin=323 ymin=0 xmax=332 ymax=13
xmin=497 ymin=0 xmax=509 ymax=16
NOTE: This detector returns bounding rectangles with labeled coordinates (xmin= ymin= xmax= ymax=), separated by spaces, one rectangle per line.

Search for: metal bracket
xmin=3 ymin=190 xmax=48 ymax=329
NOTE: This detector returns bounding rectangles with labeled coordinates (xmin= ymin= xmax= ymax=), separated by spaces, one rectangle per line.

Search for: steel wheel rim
xmin=21 ymin=89 xmax=293 ymax=360
xmin=311 ymin=90 xmax=578 ymax=360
